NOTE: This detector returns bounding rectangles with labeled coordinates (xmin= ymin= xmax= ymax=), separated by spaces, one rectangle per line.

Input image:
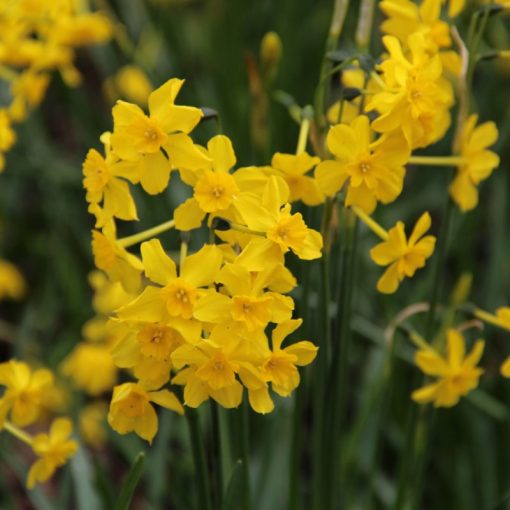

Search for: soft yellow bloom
xmin=174 ymin=135 xmax=240 ymax=230
xmin=367 ymin=33 xmax=454 ymax=149
xmin=315 ymin=115 xmax=408 ymax=213
xmin=370 ymin=212 xmax=436 ymax=293
xmin=61 ymin=343 xmax=117 ymax=396
xmin=27 ymin=418 xmax=78 ymax=489
xmin=0 ymin=109 xmax=16 ymax=172
xmin=83 ymin=147 xmax=138 ymax=221
xmin=496 ymin=307 xmax=510 ymax=330
xmin=9 ymin=70 xmax=50 ymax=121
xmin=261 ymin=319 xmax=318 ymax=397
xmin=0 ymin=360 xmax=54 ymax=428
xmin=108 ymin=382 xmax=184 ymax=442
xmin=449 ymin=115 xmax=500 ymax=212
xmin=107 ymin=78 xmax=210 ymax=198
xmin=412 ymin=330 xmax=484 ymax=407
xmin=268 ymin=152 xmax=323 ymax=206
xmin=116 ymin=239 xmax=222 ymax=325
xmin=91 ymin=226 xmax=143 ymax=293
xmin=105 ymin=65 xmax=153 ymax=106
xmin=0 ymin=258 xmax=26 ymax=300
xmin=234 ymin=176 xmax=322 ymax=260
xmin=79 ymin=402 xmax=108 ymax=449
xmin=443 ymin=0 xmax=465 ymax=16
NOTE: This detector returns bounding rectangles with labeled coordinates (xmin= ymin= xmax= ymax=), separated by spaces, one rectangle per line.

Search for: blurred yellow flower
xmin=0 ymin=258 xmax=26 ymax=300
xmin=0 ymin=360 xmax=54 ymax=428
xmin=27 ymin=418 xmax=78 ymax=489
xmin=79 ymin=402 xmax=108 ymax=449
xmin=0 ymin=110 xmax=16 ymax=172
xmin=412 ymin=330 xmax=484 ymax=407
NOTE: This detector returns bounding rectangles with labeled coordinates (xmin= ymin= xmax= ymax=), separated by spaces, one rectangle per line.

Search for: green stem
xmin=325 ymin=210 xmax=358 ymax=510
xmin=117 ymin=219 xmax=175 ymax=248
xmin=240 ymin=402 xmax=251 ymax=510
xmin=186 ymin=410 xmax=212 ymax=510
xmin=210 ymin=402 xmax=224 ymax=510
xmin=311 ymin=197 xmax=335 ymax=510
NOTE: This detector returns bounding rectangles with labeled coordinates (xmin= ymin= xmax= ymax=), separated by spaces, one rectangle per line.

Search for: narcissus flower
xmin=268 ymin=152 xmax=323 ymax=206
xmin=315 ymin=115 xmax=408 ymax=213
xmin=108 ymin=382 xmax=184 ymax=442
xmin=0 ymin=360 xmax=54 ymax=428
xmin=370 ymin=212 xmax=436 ymax=293
xmin=367 ymin=33 xmax=454 ymax=149
xmin=449 ymin=115 xmax=500 ymax=212
xmin=91 ymin=227 xmax=143 ymax=293
xmin=234 ymin=176 xmax=322 ymax=260
xmin=27 ymin=418 xmax=78 ymax=489
xmin=412 ymin=329 xmax=484 ymax=407
xmin=261 ymin=319 xmax=318 ymax=397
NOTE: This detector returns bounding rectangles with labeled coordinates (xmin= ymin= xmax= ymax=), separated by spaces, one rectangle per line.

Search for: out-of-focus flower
xmin=0 ymin=258 xmax=26 ymax=300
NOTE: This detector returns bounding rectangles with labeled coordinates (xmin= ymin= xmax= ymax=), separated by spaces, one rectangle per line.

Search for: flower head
xmin=27 ymin=418 xmax=78 ymax=489
xmin=370 ymin=212 xmax=436 ymax=293
xmin=449 ymin=115 xmax=500 ymax=212
xmin=412 ymin=329 xmax=484 ymax=407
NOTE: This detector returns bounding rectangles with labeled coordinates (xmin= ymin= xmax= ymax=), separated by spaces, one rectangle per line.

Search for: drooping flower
xmin=412 ymin=329 xmax=484 ymax=407
xmin=370 ymin=212 xmax=436 ymax=293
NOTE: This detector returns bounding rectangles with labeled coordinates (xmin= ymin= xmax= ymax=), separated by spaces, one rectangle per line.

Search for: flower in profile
xmin=412 ymin=329 xmax=484 ymax=407
xmin=370 ymin=212 xmax=436 ymax=293
xmin=261 ymin=319 xmax=318 ymax=397
xmin=108 ymin=382 xmax=184 ymax=443
xmin=27 ymin=418 xmax=78 ymax=489
xmin=315 ymin=115 xmax=409 ymax=213
xmin=449 ymin=115 xmax=500 ymax=212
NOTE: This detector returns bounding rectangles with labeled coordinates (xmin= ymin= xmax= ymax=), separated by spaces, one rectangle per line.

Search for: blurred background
xmin=1 ymin=0 xmax=510 ymax=509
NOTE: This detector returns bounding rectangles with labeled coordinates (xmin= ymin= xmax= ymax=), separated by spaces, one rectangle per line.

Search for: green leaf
xmin=113 ymin=452 xmax=146 ymax=510
xmin=221 ymin=460 xmax=244 ymax=510
xmin=70 ymin=447 xmax=102 ymax=510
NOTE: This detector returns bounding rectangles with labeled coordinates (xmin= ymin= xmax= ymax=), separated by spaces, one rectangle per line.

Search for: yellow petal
xmin=141 ymin=239 xmax=177 ymax=285
xmin=139 ymin=152 xmax=172 ymax=195
xmin=174 ymin=198 xmax=206 ymax=231
xmin=272 ymin=319 xmax=303 ymax=350
xmin=248 ymin=387 xmax=274 ymax=414
xmin=285 ymin=341 xmax=318 ymax=366
xmin=181 ymin=244 xmax=223 ymax=287
xmin=408 ymin=212 xmax=431 ymax=246
xmin=208 ymin=135 xmax=236 ymax=173
xmin=376 ymin=263 xmax=400 ymax=294
xmin=149 ymin=389 xmax=184 ymax=415
xmin=446 ymin=329 xmax=465 ymax=369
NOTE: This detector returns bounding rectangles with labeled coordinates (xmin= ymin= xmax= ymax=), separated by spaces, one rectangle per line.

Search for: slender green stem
xmin=3 ymin=421 xmax=33 ymax=446
xmin=210 ymin=402 xmax=224 ymax=510
xmin=240 ymin=402 xmax=251 ymax=510
xmin=186 ymin=410 xmax=212 ymax=510
xmin=324 ymin=210 xmax=358 ymax=510
xmin=311 ymin=198 xmax=335 ymax=510
xmin=408 ymin=156 xmax=464 ymax=167
xmin=117 ymin=219 xmax=175 ymax=248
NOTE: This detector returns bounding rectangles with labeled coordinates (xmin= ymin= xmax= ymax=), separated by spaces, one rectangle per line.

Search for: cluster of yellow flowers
xmin=0 ymin=0 xmax=112 ymax=171
xmin=84 ymin=78 xmax=322 ymax=442
xmin=0 ymin=360 xmax=77 ymax=488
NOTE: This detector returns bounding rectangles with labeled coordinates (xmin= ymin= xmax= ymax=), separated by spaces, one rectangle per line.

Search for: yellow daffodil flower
xmin=0 ymin=360 xmax=54 ymax=428
xmin=412 ymin=329 xmax=484 ymax=407
xmin=315 ymin=115 xmax=409 ymax=213
xmin=108 ymin=382 xmax=184 ymax=442
xmin=449 ymin=115 xmax=500 ymax=212
xmin=367 ymin=33 xmax=454 ymax=149
xmin=0 ymin=109 xmax=16 ymax=172
xmin=27 ymin=418 xmax=78 ymax=489
xmin=370 ymin=212 xmax=436 ymax=293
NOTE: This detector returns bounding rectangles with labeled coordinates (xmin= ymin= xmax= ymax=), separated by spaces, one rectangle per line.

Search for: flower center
xmin=213 ymin=361 xmax=224 ymax=371
xmin=144 ymin=128 xmax=158 ymax=141
xmin=212 ymin=186 xmax=224 ymax=198
xmin=359 ymin=162 xmax=371 ymax=173
xmin=175 ymin=288 xmax=189 ymax=303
